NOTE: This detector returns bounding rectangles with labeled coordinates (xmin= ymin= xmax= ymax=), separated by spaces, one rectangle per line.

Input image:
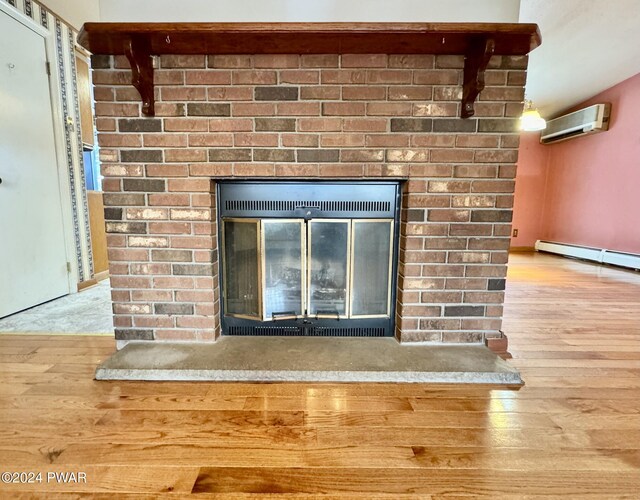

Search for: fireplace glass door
xmin=222 ymin=219 xmax=261 ymax=319
xmin=308 ymin=220 xmax=350 ymax=318
xmin=350 ymin=220 xmax=393 ymax=317
xmin=222 ymin=218 xmax=393 ymax=321
xmin=262 ymin=219 xmax=305 ymax=320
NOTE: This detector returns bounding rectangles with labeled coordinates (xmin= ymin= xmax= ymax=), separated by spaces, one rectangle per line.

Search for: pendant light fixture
xmin=520 ymin=99 xmax=546 ymax=131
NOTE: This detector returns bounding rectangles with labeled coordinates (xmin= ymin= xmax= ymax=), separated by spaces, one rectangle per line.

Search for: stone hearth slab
xmin=95 ymin=337 xmax=523 ymax=385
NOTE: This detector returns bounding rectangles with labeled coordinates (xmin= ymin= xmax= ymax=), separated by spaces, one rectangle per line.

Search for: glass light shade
xmin=520 ymin=108 xmax=546 ymax=131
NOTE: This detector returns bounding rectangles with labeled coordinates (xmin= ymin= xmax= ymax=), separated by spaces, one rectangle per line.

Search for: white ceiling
xmin=98 ymin=0 xmax=519 ymax=23
xmin=520 ymin=0 xmax=640 ymax=117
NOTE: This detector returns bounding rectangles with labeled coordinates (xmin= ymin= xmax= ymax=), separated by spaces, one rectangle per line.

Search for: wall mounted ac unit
xmin=540 ymin=103 xmax=611 ymax=145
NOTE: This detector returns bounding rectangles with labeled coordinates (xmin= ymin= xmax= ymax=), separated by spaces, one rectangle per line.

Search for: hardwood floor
xmin=0 ymin=252 xmax=638 ymax=498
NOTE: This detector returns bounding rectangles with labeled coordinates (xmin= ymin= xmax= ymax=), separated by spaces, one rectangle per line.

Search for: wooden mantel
xmin=78 ymin=23 xmax=541 ymax=117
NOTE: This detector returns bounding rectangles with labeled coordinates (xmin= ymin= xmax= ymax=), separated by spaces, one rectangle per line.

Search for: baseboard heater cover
xmin=535 ymin=240 xmax=640 ymax=271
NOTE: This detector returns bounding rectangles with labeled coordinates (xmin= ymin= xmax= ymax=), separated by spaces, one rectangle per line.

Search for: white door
xmin=0 ymin=10 xmax=70 ymax=318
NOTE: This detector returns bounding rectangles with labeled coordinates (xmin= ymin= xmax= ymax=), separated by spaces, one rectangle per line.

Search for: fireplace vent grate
xmin=226 ymin=325 xmax=386 ymax=337
xmin=312 ymin=327 xmax=386 ymax=337
xmin=227 ymin=326 xmax=303 ymax=336
xmin=225 ymin=200 xmax=391 ymax=213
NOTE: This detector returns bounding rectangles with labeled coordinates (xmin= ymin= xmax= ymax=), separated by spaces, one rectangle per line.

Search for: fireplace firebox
xmin=218 ymin=181 xmax=400 ymax=337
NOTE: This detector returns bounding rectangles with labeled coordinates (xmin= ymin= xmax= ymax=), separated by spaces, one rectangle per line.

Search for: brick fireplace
xmin=81 ymin=23 xmax=540 ymax=351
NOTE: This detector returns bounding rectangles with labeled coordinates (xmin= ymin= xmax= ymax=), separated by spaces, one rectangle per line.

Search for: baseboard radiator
xmin=535 ymin=240 xmax=640 ymax=271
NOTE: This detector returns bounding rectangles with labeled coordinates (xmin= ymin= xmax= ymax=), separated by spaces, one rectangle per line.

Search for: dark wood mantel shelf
xmin=78 ymin=22 xmax=541 ymax=117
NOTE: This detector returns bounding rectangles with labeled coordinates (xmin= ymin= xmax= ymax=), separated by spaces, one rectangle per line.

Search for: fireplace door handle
xmin=271 ymin=311 xmax=298 ymax=321
xmin=294 ymin=205 xmax=320 ymax=219
xmin=315 ymin=309 xmax=340 ymax=321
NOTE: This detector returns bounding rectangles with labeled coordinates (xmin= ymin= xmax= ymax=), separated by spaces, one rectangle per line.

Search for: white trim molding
xmin=535 ymin=240 xmax=640 ymax=271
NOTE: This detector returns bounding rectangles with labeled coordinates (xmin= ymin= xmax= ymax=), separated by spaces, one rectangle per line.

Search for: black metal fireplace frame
xmin=217 ymin=180 xmax=401 ymax=337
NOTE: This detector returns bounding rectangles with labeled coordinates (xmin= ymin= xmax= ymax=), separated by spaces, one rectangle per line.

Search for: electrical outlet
xmin=512 ymin=228 xmax=519 ymax=237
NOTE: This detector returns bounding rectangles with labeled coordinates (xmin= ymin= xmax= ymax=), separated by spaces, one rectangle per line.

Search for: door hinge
xmin=66 ymin=262 xmax=72 ymax=273
xmin=45 ymin=61 xmax=51 ymax=76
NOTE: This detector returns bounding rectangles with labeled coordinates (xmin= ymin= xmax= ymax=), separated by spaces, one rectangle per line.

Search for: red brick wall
xmin=92 ymin=52 xmax=527 ymax=344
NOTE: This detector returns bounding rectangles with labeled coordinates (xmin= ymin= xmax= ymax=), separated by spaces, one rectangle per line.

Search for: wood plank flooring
xmin=0 ymin=252 xmax=639 ymax=498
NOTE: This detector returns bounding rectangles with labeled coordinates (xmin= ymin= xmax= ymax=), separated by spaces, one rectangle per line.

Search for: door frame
xmin=1 ymin=3 xmax=78 ymax=292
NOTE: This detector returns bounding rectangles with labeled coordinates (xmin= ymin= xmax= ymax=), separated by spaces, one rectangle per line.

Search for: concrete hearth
xmin=95 ymin=336 xmax=523 ymax=384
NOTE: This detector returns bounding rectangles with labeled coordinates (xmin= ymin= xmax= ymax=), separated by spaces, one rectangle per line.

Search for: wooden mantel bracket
xmin=124 ymin=36 xmax=155 ymax=116
xmin=461 ymin=37 xmax=495 ymax=119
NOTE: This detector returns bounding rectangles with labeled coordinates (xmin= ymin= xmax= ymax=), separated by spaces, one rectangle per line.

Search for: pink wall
xmin=511 ymin=133 xmax=550 ymax=248
xmin=511 ymin=72 xmax=640 ymax=253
